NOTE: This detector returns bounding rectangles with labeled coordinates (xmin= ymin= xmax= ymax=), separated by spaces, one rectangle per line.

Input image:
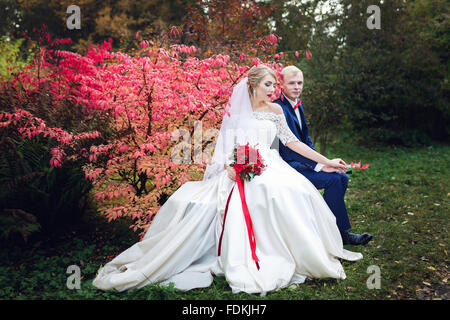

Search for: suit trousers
xmin=288 ymin=161 xmax=352 ymax=232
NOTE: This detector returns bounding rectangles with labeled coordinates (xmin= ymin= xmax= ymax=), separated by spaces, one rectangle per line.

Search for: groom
xmin=274 ymin=66 xmax=372 ymax=246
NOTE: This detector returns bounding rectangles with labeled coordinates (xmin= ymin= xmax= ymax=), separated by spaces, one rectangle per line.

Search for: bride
xmin=92 ymin=65 xmax=363 ymax=296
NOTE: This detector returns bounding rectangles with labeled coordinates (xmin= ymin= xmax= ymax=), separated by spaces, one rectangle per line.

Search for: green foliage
xmin=9 ymin=0 xmax=193 ymax=53
xmin=0 ymin=208 xmax=41 ymax=242
xmin=0 ymin=134 xmax=93 ymax=235
xmin=0 ymin=0 xmax=21 ymax=37
xmin=267 ymin=0 xmax=319 ymax=54
xmin=299 ymin=12 xmax=344 ymax=154
xmin=335 ymin=0 xmax=449 ymax=142
xmin=0 ymin=36 xmax=32 ymax=80
xmin=273 ymin=0 xmax=448 ymax=145
xmin=407 ymin=0 xmax=450 ymax=133
xmin=362 ymin=128 xmax=434 ymax=147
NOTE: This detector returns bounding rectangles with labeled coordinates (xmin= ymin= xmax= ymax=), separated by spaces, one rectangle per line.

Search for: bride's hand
xmin=226 ymin=166 xmax=236 ymax=181
xmin=326 ymin=158 xmax=347 ymax=172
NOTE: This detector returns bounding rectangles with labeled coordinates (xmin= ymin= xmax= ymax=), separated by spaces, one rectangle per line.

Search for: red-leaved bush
xmin=1 ymin=28 xmax=285 ymax=238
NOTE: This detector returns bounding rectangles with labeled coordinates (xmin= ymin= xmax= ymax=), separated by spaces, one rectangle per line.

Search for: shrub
xmin=0 ymin=134 xmax=93 ymax=236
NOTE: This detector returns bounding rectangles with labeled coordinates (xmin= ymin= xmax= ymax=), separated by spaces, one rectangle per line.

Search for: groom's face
xmin=281 ymin=72 xmax=303 ymax=101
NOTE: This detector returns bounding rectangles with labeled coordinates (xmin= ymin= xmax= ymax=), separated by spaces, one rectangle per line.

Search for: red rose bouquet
xmin=229 ymin=143 xmax=266 ymax=181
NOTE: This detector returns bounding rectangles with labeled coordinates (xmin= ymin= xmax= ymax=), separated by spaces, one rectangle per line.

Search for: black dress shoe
xmin=341 ymin=231 xmax=373 ymax=245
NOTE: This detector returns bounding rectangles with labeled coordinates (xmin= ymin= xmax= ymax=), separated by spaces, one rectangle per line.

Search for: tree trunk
xmin=319 ymin=134 xmax=327 ymax=155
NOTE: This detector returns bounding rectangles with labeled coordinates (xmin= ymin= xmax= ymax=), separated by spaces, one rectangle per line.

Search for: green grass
xmin=1 ymin=142 xmax=448 ymax=300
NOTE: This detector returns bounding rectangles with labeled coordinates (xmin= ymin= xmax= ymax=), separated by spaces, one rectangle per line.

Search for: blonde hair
xmin=280 ymin=65 xmax=302 ymax=81
xmin=247 ymin=65 xmax=277 ymax=98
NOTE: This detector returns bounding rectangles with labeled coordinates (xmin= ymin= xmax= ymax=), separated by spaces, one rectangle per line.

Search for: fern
xmin=0 ymin=134 xmax=93 ymax=235
xmin=0 ymin=208 xmax=41 ymax=242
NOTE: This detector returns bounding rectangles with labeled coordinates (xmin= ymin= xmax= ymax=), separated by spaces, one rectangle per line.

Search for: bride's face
xmin=254 ymin=74 xmax=277 ymax=102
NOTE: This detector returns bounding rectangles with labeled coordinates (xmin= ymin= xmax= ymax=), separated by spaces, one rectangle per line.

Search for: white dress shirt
xmin=283 ymin=94 xmax=324 ymax=172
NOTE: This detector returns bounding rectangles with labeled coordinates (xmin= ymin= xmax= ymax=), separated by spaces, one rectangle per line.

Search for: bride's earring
xmin=253 ymin=89 xmax=256 ymax=97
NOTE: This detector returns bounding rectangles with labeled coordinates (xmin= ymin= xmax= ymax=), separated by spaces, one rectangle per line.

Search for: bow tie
xmin=294 ymin=99 xmax=302 ymax=111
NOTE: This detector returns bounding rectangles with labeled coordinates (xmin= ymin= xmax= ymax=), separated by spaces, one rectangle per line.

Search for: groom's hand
xmin=321 ymin=165 xmax=343 ymax=174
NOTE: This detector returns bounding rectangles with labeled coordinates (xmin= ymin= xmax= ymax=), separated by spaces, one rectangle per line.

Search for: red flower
xmin=348 ymin=161 xmax=370 ymax=171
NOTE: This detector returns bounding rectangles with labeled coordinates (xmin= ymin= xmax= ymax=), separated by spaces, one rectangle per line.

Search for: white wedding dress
xmin=92 ymin=111 xmax=363 ymax=296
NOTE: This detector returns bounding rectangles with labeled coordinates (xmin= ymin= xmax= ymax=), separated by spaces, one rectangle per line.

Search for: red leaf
xmin=266 ymin=34 xmax=278 ymax=44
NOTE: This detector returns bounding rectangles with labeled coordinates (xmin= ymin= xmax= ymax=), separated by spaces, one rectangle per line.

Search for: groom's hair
xmin=280 ymin=66 xmax=302 ymax=80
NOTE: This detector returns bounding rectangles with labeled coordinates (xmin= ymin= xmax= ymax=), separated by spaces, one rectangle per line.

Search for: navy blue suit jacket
xmin=273 ymin=95 xmax=317 ymax=171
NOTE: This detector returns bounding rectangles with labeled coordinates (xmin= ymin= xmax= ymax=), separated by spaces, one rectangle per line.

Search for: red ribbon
xmin=217 ymin=170 xmax=260 ymax=270
xmin=293 ymin=99 xmax=302 ymax=110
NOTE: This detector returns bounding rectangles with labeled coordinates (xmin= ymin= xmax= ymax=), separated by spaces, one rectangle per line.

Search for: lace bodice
xmin=204 ymin=111 xmax=300 ymax=178
xmin=253 ymin=112 xmax=299 ymax=146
